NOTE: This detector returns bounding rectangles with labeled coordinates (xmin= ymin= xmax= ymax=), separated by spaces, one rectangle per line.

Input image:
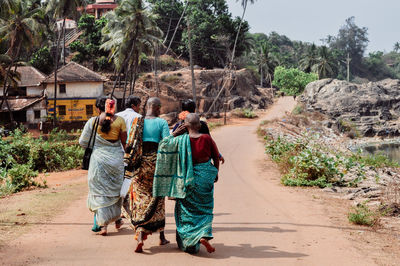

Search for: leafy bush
xmin=265 ymin=135 xmax=368 ymax=188
xmin=231 ymin=108 xmax=257 ymax=119
xmin=272 ymin=66 xmax=318 ymax=95
xmin=160 ymin=74 xmax=181 ymax=83
xmin=208 ymin=122 xmax=223 ymax=131
xmin=348 ymin=202 xmax=378 ymax=226
xmin=292 ymin=104 xmax=305 ymax=115
xmin=0 ymin=129 xmax=83 ymax=196
xmin=29 ymin=46 xmax=54 ymax=74
xmin=350 ymin=152 xmax=399 ymax=169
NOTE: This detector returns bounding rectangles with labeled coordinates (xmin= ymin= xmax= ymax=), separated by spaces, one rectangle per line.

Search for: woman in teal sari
xmin=154 ymin=113 xmax=220 ymax=254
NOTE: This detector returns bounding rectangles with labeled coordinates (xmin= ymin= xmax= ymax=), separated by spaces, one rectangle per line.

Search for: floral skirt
xmin=126 ymin=152 xmax=165 ymax=236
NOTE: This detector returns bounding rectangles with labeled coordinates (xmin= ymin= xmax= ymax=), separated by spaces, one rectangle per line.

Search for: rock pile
xmin=106 ymin=68 xmax=274 ymax=117
xmin=301 ymin=79 xmax=400 ymax=137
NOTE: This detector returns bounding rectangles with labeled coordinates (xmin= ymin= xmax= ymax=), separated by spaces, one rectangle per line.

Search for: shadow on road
xmin=209 ymin=243 xmax=308 ymax=259
xmin=213 ymin=226 xmax=296 ymax=233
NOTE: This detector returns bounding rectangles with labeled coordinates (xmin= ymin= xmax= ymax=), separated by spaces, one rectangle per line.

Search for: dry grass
xmin=0 ymin=182 xmax=86 ymax=247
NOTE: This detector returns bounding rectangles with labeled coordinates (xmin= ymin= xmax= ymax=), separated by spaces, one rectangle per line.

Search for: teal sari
xmin=154 ymin=135 xmax=218 ymax=254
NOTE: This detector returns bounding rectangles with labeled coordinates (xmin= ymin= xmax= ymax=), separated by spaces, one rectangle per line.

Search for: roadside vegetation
xmin=265 ymin=133 xmax=399 ymax=189
xmin=231 ymin=108 xmax=257 ymax=119
xmin=0 ymin=129 xmax=83 ymax=197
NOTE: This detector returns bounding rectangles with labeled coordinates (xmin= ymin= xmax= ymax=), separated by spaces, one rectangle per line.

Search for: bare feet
xmin=95 ymin=226 xmax=107 ymax=236
xmin=115 ymin=219 xmax=124 ymax=230
xmin=135 ymin=232 xmax=145 ymax=253
xmin=200 ymin=238 xmax=215 ymax=253
xmin=135 ymin=242 xmax=144 ymax=253
xmin=159 ymin=231 xmax=170 ymax=246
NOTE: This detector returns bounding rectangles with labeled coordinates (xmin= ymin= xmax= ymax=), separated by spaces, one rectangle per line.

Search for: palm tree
xmin=299 ymin=44 xmax=318 ymax=73
xmin=0 ymin=0 xmax=44 ymax=122
xmin=311 ymin=46 xmax=336 ymax=79
xmin=101 ymin=0 xmax=162 ymax=99
xmin=46 ymin=0 xmax=85 ymax=126
xmin=394 ymin=42 xmax=400 ymax=53
xmin=0 ymin=54 xmax=20 ymax=89
xmin=231 ymin=0 xmax=257 ymax=65
xmin=256 ymin=41 xmax=279 ymax=87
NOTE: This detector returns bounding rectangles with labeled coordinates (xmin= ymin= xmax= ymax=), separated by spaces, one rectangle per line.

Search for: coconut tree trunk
xmin=163 ymin=15 xmax=173 ymax=44
xmin=187 ymin=16 xmax=196 ymax=104
xmin=260 ymin=66 xmax=263 ymax=87
xmin=53 ymin=18 xmax=66 ymax=127
xmin=1 ymin=42 xmax=22 ymax=123
xmin=231 ymin=1 xmax=248 ymax=64
xmin=121 ymin=66 xmax=130 ymax=110
xmin=165 ymin=1 xmax=188 ymax=55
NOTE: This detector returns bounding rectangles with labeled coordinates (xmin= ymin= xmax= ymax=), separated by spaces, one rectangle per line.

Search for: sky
xmin=226 ymin=0 xmax=400 ymax=53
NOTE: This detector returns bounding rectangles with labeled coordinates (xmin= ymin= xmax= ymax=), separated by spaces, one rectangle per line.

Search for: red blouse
xmin=190 ymin=134 xmax=220 ymax=164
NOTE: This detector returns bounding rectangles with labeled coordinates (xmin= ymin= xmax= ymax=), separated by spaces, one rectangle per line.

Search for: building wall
xmin=47 ymin=98 xmax=97 ymax=121
xmin=46 ymin=81 xmax=103 ymax=99
xmin=27 ymin=86 xmax=44 ymax=96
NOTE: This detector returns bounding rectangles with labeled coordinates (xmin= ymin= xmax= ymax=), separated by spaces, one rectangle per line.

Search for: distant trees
xmin=101 ymin=0 xmax=162 ymax=100
xmin=256 ymin=41 xmax=279 ymax=87
xmin=177 ymin=0 xmax=249 ymax=68
xmin=30 ymin=46 xmax=54 ymax=74
xmin=70 ymin=14 xmax=108 ymax=70
xmin=46 ymin=0 xmax=85 ymax=126
xmin=0 ymin=0 xmax=44 ymax=122
xmin=394 ymin=42 xmax=400 ymax=53
xmin=325 ymin=16 xmax=369 ymax=75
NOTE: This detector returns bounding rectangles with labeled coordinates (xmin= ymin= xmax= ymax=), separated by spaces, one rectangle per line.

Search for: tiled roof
xmin=0 ymin=97 xmax=45 ymax=112
xmin=17 ymin=66 xmax=46 ymax=87
xmin=44 ymin=62 xmax=107 ymax=83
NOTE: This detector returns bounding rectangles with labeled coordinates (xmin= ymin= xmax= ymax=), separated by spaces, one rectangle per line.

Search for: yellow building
xmin=44 ymin=62 xmax=107 ymax=121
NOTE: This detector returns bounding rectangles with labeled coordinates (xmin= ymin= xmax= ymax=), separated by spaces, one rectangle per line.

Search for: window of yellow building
xmin=86 ymin=105 xmax=93 ymax=116
xmin=59 ymin=105 xmax=66 ymax=115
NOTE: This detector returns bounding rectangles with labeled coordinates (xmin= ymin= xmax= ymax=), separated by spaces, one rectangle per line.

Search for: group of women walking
xmin=79 ymin=96 xmax=222 ymax=254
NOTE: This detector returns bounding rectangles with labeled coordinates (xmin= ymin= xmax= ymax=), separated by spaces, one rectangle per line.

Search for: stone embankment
xmin=301 ymin=78 xmax=400 ymax=137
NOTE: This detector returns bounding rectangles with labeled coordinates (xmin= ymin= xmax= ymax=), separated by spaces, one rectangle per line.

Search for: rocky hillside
xmin=106 ymin=68 xmax=274 ymax=115
xmin=301 ymin=79 xmax=400 ymax=137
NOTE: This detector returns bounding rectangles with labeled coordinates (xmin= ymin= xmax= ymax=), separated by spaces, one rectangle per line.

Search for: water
xmin=362 ymin=142 xmax=400 ymax=163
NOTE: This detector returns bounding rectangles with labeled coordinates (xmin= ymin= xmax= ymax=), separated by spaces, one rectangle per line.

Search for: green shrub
xmin=160 ymin=74 xmax=180 ymax=83
xmin=29 ymin=46 xmax=54 ymax=74
xmin=208 ymin=122 xmax=223 ymax=131
xmin=0 ymin=129 xmax=83 ymax=195
xmin=350 ymin=152 xmax=399 ymax=169
xmin=286 ymin=148 xmax=339 ymax=182
xmin=272 ymin=66 xmax=318 ymax=96
xmin=264 ymin=135 xmax=367 ymax=188
xmin=7 ymin=163 xmax=39 ymax=192
xmin=231 ymin=108 xmax=257 ymax=119
xmin=160 ymin=55 xmax=179 ymax=70
xmin=292 ymin=104 xmax=305 ymax=115
xmin=348 ymin=202 xmax=377 ymax=226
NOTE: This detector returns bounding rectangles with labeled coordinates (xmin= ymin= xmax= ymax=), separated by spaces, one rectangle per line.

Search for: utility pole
xmin=187 ymin=8 xmax=196 ymax=104
xmin=346 ymin=53 xmax=351 ymax=82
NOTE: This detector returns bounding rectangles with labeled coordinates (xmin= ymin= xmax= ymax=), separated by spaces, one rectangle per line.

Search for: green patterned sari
xmin=154 ymin=134 xmax=218 ymax=254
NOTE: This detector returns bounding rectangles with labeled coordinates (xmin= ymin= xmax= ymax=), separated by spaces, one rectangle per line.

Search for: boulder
xmin=301 ymin=79 xmax=400 ymax=137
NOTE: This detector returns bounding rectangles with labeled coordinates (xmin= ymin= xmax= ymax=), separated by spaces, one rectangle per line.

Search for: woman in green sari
xmin=154 ymin=113 xmax=220 ymax=254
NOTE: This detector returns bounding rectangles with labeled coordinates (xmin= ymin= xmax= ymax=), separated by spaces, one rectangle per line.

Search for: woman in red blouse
xmin=174 ymin=113 xmax=220 ymax=254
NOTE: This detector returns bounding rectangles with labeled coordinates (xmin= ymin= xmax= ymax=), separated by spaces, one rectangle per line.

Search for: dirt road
xmin=1 ymin=97 xmax=377 ymax=265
